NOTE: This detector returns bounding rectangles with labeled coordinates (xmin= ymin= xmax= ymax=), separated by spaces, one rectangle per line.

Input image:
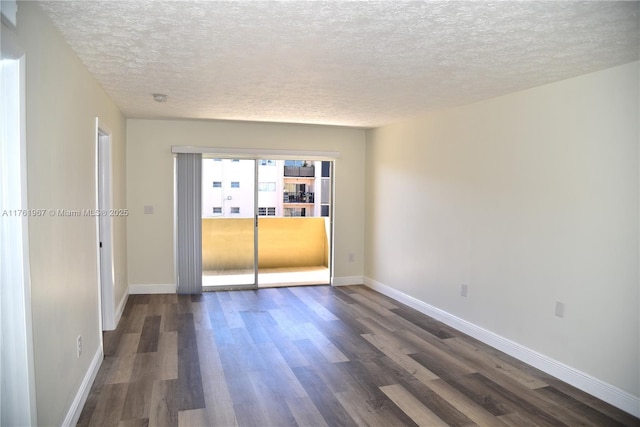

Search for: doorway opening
xmin=96 ymin=120 xmax=115 ymax=330
xmin=201 ymin=157 xmax=333 ymax=289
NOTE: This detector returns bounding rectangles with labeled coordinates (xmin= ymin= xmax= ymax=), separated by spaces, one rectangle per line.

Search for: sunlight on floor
xmin=203 ymin=266 xmax=330 ymax=288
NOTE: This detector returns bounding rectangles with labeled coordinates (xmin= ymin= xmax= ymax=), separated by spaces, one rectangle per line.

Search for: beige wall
xmin=126 ymin=119 xmax=366 ymax=287
xmin=365 ymin=62 xmax=639 ymax=397
xmin=13 ymin=2 xmax=638 ymax=420
xmin=14 ymin=3 xmax=127 ymax=425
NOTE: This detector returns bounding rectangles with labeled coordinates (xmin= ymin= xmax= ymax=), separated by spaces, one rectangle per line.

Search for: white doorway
xmin=201 ymin=157 xmax=333 ymax=289
xmin=0 ymin=55 xmax=38 ymax=426
xmin=96 ymin=120 xmax=115 ymax=330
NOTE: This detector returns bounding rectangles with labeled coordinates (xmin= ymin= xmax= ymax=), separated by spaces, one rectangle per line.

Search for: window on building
xmin=284 ymin=183 xmax=314 ymax=203
xmin=258 ymin=207 xmax=276 ymax=216
xmin=258 ymin=182 xmax=276 ymax=191
xmin=213 ymin=207 xmax=222 ymax=214
xmin=284 ymin=183 xmax=306 ymax=193
xmin=213 ymin=181 xmax=222 ymax=188
xmin=321 ymin=161 xmax=331 ymax=177
xmin=230 ymin=181 xmax=240 ymax=188
xmin=231 ymin=159 xmax=240 ymax=162
xmin=260 ymin=159 xmax=276 ymax=166
xmin=284 ymin=160 xmax=304 ymax=167
xmin=321 ymin=179 xmax=330 ymax=204
xmin=230 ymin=207 xmax=240 ymax=214
xmin=284 ymin=207 xmax=306 ymax=217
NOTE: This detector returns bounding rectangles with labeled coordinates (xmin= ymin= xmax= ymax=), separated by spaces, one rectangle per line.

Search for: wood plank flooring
xmin=78 ymin=285 xmax=639 ymax=427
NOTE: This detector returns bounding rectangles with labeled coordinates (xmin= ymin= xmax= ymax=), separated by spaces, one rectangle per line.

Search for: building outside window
xmin=258 ymin=207 xmax=276 ymax=216
xmin=202 ymin=158 xmax=329 ymax=218
xmin=284 ymin=207 xmax=306 ymax=217
xmin=259 ymin=182 xmax=276 ymax=191
xmin=284 ymin=160 xmax=304 ymax=167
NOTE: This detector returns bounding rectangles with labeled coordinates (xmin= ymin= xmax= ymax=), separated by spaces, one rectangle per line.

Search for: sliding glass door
xmin=200 ymin=156 xmax=332 ymax=289
xmin=257 ymin=160 xmax=331 ymax=287
xmin=201 ymin=158 xmax=257 ymax=288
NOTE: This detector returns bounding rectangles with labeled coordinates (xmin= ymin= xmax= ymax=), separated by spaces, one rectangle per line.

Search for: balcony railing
xmin=284 ymin=166 xmax=315 ymax=177
xmin=284 ymin=192 xmax=314 ymax=203
xmin=202 ymin=217 xmax=329 ymax=270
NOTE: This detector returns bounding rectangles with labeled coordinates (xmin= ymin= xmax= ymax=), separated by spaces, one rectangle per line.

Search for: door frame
xmin=0 ymin=53 xmax=38 ymax=427
xmin=95 ymin=118 xmax=115 ymax=330
xmin=175 ymin=146 xmax=339 ymax=289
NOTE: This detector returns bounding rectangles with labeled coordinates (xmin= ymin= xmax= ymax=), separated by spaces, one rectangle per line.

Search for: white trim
xmin=332 ymin=276 xmax=364 ymax=286
xmin=363 ymin=277 xmax=640 ymax=417
xmin=253 ymin=160 xmax=259 ymax=288
xmin=93 ymin=119 xmax=103 ymax=335
xmin=0 ymin=55 xmax=37 ymax=426
xmin=95 ymin=118 xmax=116 ymax=331
xmin=129 ymin=284 xmax=177 ymax=294
xmin=173 ymin=156 xmax=178 ymax=298
xmin=18 ymin=55 xmax=37 ymax=425
xmin=114 ymin=290 xmax=128 ymax=328
xmin=171 ymin=145 xmax=340 ymax=160
xmin=61 ymin=346 xmax=103 ymax=427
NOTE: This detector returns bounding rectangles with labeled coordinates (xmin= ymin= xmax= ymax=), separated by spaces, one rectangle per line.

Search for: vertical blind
xmin=175 ymin=153 xmax=202 ymax=294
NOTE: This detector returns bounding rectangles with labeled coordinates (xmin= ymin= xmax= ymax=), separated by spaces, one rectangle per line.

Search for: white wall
xmin=126 ymin=119 xmax=366 ymax=289
xmin=14 ymin=3 xmax=127 ymax=425
xmin=201 ymin=159 xmax=256 ymax=218
xmin=365 ymin=62 xmax=639 ymax=399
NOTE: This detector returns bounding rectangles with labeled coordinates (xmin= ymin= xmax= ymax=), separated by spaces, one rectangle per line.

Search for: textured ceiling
xmin=38 ymin=1 xmax=639 ymax=128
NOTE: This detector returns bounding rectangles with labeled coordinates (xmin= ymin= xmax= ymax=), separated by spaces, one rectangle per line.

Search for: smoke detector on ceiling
xmin=152 ymin=93 xmax=168 ymax=102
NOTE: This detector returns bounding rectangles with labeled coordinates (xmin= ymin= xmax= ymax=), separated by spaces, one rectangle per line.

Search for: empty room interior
xmin=1 ymin=1 xmax=639 ymax=426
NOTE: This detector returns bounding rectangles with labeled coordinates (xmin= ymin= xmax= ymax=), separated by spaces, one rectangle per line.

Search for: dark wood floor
xmin=78 ymin=285 xmax=639 ymax=426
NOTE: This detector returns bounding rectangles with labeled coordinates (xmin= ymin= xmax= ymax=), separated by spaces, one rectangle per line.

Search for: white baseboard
xmin=332 ymin=276 xmax=364 ymax=286
xmin=129 ymin=283 xmax=176 ymax=294
xmin=363 ymin=277 xmax=640 ymax=418
xmin=62 ymin=346 xmax=103 ymax=427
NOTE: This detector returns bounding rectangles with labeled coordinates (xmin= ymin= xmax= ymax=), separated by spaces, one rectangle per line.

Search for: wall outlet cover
xmin=555 ymin=301 xmax=565 ymax=318
xmin=461 ymin=284 xmax=468 ymax=297
xmin=76 ymin=335 xmax=82 ymax=358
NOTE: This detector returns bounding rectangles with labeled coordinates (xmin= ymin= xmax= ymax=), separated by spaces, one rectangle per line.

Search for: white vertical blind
xmin=175 ymin=153 xmax=202 ymax=294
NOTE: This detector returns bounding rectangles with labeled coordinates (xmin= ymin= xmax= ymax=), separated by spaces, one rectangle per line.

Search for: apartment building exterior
xmin=202 ymin=159 xmax=331 ymax=218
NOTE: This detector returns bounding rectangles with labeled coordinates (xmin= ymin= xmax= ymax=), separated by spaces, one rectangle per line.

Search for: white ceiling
xmin=38 ymin=1 xmax=639 ymax=128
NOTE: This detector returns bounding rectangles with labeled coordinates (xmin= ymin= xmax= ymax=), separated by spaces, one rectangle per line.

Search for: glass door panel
xmin=201 ymin=158 xmax=257 ymax=289
xmin=257 ymin=159 xmax=331 ymax=287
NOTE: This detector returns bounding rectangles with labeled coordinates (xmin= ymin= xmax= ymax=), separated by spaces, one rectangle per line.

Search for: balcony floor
xmin=203 ymin=266 xmax=330 ymax=288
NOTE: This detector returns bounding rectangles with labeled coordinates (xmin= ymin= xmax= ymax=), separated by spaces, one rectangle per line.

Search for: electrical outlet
xmin=348 ymin=253 xmax=355 ymax=263
xmin=554 ymin=301 xmax=565 ymax=318
xmin=460 ymin=284 xmax=468 ymax=297
xmin=76 ymin=335 xmax=82 ymax=358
